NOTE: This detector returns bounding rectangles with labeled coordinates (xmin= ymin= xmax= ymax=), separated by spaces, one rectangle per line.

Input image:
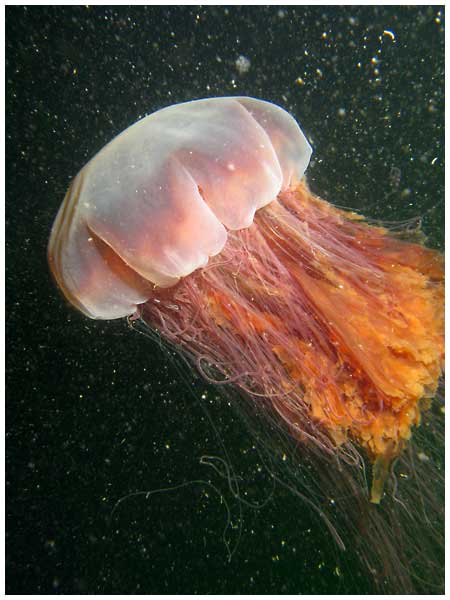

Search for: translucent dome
xmin=48 ymin=97 xmax=312 ymax=319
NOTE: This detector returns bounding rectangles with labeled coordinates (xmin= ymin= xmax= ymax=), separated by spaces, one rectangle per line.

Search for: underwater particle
xmin=383 ymin=29 xmax=396 ymax=41
xmin=389 ymin=166 xmax=401 ymax=188
xmin=235 ymin=55 xmax=251 ymax=75
xmin=417 ymin=452 xmax=430 ymax=462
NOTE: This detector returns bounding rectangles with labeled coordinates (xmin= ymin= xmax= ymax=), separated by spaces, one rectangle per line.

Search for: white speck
xmin=417 ymin=452 xmax=430 ymax=462
xmin=227 ymin=162 xmax=236 ymax=171
xmin=235 ymin=55 xmax=251 ymax=74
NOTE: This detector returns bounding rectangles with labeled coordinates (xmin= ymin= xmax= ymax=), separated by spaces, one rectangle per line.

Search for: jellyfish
xmin=48 ymin=97 xmax=444 ymax=592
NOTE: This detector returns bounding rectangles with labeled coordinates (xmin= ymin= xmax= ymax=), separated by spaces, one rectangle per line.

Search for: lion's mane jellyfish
xmin=48 ymin=97 xmax=444 ymax=592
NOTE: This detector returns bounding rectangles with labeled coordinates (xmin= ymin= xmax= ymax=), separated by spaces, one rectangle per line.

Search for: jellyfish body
xmin=48 ymin=97 xmax=444 ymax=592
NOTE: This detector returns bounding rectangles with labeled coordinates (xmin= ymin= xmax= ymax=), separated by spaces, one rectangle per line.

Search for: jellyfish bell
xmin=48 ymin=97 xmax=312 ymax=319
xmin=48 ymin=97 xmax=444 ymax=592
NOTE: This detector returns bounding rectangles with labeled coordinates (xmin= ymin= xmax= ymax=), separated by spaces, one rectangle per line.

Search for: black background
xmin=6 ymin=5 xmax=444 ymax=594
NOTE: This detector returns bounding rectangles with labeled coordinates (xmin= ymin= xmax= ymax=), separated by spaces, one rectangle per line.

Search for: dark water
xmin=6 ymin=6 xmax=444 ymax=594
